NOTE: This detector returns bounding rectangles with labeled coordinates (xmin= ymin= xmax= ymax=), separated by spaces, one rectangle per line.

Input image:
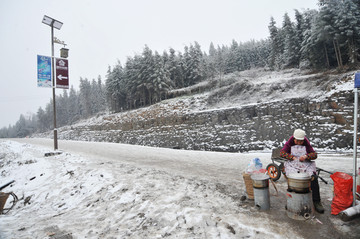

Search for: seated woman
xmin=280 ymin=129 xmax=324 ymax=213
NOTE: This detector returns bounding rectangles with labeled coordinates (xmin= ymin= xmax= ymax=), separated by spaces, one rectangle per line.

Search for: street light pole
xmin=353 ymin=87 xmax=358 ymax=206
xmin=51 ymin=23 xmax=58 ymax=150
xmin=354 ymin=72 xmax=360 ymax=206
xmin=42 ymin=15 xmax=63 ymax=151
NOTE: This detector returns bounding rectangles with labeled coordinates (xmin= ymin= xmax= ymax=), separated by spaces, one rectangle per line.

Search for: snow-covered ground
xmin=1 ymin=139 xmax=359 ymax=238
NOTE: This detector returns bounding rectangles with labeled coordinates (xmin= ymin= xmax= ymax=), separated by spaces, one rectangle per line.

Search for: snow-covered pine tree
xmin=79 ymin=78 xmax=92 ymax=118
xmin=56 ymin=90 xmax=69 ymax=127
xmin=97 ymin=76 xmax=107 ymax=112
xmin=282 ymin=13 xmax=300 ymax=68
xmin=335 ymin=0 xmax=360 ymax=64
xmin=207 ymin=42 xmax=218 ymax=80
xmin=268 ymin=16 xmax=282 ymax=69
xmin=152 ymin=51 xmax=172 ymax=102
xmin=167 ymin=48 xmax=184 ymax=88
xmin=319 ymin=0 xmax=343 ymax=68
xmin=106 ymin=62 xmax=127 ymax=112
xmin=36 ymin=107 xmax=50 ymax=132
xmin=224 ymin=40 xmax=239 ymax=74
xmin=68 ymin=85 xmax=80 ymax=123
xmin=139 ymin=45 xmax=155 ymax=105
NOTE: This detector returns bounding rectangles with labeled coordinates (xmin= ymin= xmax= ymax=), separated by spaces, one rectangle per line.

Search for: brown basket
xmin=0 ymin=192 xmax=10 ymax=214
xmin=243 ymin=173 xmax=254 ymax=199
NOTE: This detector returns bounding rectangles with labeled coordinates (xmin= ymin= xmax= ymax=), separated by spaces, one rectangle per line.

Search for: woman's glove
xmin=280 ymin=150 xmax=295 ymax=161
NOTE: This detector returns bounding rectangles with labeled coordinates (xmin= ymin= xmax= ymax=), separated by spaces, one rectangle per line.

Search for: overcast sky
xmin=0 ymin=0 xmax=318 ymax=129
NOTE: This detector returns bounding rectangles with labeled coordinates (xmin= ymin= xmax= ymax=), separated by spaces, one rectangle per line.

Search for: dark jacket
xmin=280 ymin=136 xmax=317 ymax=161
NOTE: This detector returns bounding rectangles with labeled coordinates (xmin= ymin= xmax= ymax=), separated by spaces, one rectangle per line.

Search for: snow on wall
xmin=35 ymin=69 xmax=358 ymax=153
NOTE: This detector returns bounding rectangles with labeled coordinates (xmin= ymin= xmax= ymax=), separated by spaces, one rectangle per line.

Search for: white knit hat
xmin=293 ymin=129 xmax=305 ymax=140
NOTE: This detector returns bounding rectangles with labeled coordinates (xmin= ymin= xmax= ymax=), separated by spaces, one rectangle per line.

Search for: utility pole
xmin=42 ymin=15 xmax=63 ymax=150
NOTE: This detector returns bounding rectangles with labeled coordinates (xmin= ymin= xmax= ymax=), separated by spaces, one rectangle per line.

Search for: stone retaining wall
xmin=55 ymin=90 xmax=355 ymax=152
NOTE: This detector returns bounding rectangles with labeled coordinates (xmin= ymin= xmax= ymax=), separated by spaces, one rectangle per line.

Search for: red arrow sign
xmin=55 ymin=58 xmax=69 ymax=89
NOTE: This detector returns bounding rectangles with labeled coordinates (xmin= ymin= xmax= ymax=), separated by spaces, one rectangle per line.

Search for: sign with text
xmin=37 ymin=55 xmax=52 ymax=88
xmin=55 ymin=58 xmax=69 ymax=89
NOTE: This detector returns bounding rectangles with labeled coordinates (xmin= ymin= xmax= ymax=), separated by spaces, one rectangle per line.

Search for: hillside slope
xmin=37 ymin=68 xmax=357 ymax=152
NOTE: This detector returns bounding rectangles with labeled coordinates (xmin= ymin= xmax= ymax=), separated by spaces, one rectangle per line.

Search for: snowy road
xmin=0 ymin=138 xmax=359 ymax=238
xmin=9 ymin=138 xmax=272 ymax=183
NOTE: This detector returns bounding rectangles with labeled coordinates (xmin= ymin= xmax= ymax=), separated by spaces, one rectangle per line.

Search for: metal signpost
xmin=353 ymin=72 xmax=360 ymax=206
xmin=41 ymin=15 xmax=68 ymax=151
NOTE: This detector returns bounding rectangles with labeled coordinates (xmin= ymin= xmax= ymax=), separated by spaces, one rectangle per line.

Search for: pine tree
xmin=335 ymin=0 xmax=360 ymax=64
xmin=79 ymin=78 xmax=92 ymax=118
xmin=282 ymin=13 xmax=300 ymax=68
xmin=207 ymin=42 xmax=218 ymax=79
xmin=105 ymin=62 xmax=126 ymax=112
xmin=124 ymin=55 xmax=142 ymax=109
xmin=166 ymin=48 xmax=184 ymax=88
xmin=90 ymin=79 xmax=99 ymax=115
xmin=97 ymin=76 xmax=107 ymax=112
xmin=301 ymin=9 xmax=326 ymax=68
xmin=68 ymin=85 xmax=80 ymax=123
xmin=56 ymin=90 xmax=69 ymax=127
xmin=319 ymin=0 xmax=343 ymax=68
xmin=182 ymin=46 xmax=192 ymax=87
xmin=268 ymin=17 xmax=283 ymax=69
xmin=138 ymin=45 xmax=155 ymax=105
xmin=254 ymin=39 xmax=271 ymax=68
xmin=295 ymin=9 xmax=306 ymax=61
xmin=190 ymin=42 xmax=205 ymax=84
xmin=217 ymin=45 xmax=226 ymax=79
xmin=152 ymin=51 xmax=172 ymax=102
xmin=224 ymin=40 xmax=239 ymax=74
xmin=37 ymin=107 xmax=50 ymax=132
xmin=15 ymin=114 xmax=30 ymax=137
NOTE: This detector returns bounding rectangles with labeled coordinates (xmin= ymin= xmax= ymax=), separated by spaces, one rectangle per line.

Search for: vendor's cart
xmin=266 ymin=148 xmax=333 ymax=184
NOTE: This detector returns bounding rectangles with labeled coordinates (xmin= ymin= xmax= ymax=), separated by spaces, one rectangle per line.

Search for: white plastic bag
xmin=245 ymin=158 xmax=262 ymax=174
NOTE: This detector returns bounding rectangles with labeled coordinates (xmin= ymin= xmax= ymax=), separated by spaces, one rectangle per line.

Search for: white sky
xmin=0 ymin=0 xmax=318 ymax=129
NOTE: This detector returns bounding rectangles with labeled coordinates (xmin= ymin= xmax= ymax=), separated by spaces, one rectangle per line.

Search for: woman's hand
xmin=299 ymin=155 xmax=308 ymax=162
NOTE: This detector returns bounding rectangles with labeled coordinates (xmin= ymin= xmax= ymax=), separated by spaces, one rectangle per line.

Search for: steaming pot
xmin=287 ymin=173 xmax=311 ymax=193
xmin=251 ymin=174 xmax=270 ymax=189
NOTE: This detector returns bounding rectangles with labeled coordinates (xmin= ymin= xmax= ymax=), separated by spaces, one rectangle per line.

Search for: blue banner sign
xmin=37 ymin=55 xmax=52 ymax=88
xmin=355 ymin=72 xmax=360 ymax=88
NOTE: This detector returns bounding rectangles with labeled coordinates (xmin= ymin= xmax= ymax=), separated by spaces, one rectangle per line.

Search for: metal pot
xmin=287 ymin=173 xmax=311 ymax=193
xmin=251 ymin=174 xmax=270 ymax=189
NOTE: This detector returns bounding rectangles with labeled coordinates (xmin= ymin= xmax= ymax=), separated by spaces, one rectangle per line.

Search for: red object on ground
xmin=330 ymin=172 xmax=353 ymax=215
xmin=357 ymin=167 xmax=360 ymax=195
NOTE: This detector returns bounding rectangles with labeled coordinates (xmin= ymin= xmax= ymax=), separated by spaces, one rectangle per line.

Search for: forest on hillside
xmin=1 ymin=0 xmax=360 ymax=138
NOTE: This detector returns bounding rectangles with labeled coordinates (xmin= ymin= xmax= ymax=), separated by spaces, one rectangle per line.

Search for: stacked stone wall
xmin=55 ymin=90 xmax=355 ymax=152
